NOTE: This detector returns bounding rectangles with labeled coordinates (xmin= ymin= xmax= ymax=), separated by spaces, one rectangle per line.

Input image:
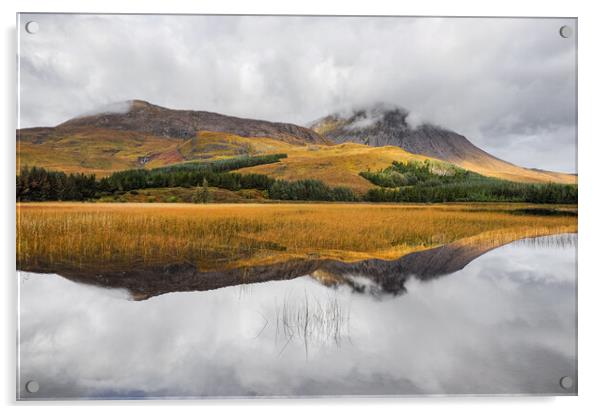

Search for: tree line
xmin=360 ymin=160 xmax=577 ymax=204
xmin=153 ymin=153 xmax=287 ymax=174
xmin=16 ymin=163 xmax=357 ymax=203
xmin=268 ymin=179 xmax=357 ymax=201
xmin=365 ymin=181 xmax=577 ymax=204
xmin=98 ymin=153 xmax=286 ymax=191
xmin=17 ymin=166 xmax=97 ymax=201
xmin=16 ymin=156 xmax=578 ymax=204
xmin=17 ymin=154 xmax=287 ymax=201
xmin=97 ymin=169 xmax=276 ymax=193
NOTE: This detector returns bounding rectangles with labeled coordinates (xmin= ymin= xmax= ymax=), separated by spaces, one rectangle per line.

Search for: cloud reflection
xmin=18 ymin=235 xmax=577 ymax=399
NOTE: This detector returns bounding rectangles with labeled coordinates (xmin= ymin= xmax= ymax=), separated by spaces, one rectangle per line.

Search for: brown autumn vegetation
xmin=17 ymin=202 xmax=577 ymax=274
xmin=97 ymin=186 xmax=267 ymax=204
xmin=18 ymin=128 xmax=576 ymax=186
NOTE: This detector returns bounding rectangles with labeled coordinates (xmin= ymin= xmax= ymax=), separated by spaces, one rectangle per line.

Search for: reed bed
xmin=273 ymin=291 xmax=350 ymax=358
xmin=16 ymin=202 xmax=577 ymax=272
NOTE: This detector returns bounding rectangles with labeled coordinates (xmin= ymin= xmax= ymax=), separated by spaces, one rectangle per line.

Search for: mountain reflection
xmin=43 ymin=233 xmax=576 ymax=300
xmin=18 ymin=233 xmax=578 ymax=398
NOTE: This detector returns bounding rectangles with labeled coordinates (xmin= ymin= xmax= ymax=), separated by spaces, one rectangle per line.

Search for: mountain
xmin=237 ymin=143 xmax=436 ymax=192
xmin=309 ymin=105 xmax=576 ymax=184
xmin=17 ymin=100 xmax=576 ymax=187
xmin=59 ymin=100 xmax=329 ymax=145
xmin=17 ymin=100 xmax=330 ymax=175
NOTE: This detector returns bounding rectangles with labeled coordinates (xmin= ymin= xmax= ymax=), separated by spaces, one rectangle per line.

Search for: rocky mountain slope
xmin=17 ymin=100 xmax=330 ymax=175
xmin=310 ymin=105 xmax=576 ymax=184
xmin=17 ymin=100 xmax=576 ymax=185
xmin=58 ymin=100 xmax=329 ymax=145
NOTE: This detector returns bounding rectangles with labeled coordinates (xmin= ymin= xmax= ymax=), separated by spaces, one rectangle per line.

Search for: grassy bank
xmin=97 ymin=186 xmax=267 ymax=203
xmin=17 ymin=202 xmax=577 ymax=273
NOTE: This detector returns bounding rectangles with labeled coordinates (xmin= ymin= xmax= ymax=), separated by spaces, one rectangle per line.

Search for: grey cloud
xmin=76 ymin=100 xmax=133 ymax=118
xmin=18 ymin=235 xmax=576 ymax=398
xmin=18 ymin=14 xmax=576 ymax=172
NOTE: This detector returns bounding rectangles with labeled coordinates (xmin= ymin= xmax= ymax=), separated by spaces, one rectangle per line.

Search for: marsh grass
xmin=513 ymin=233 xmax=577 ymax=249
xmin=16 ymin=202 xmax=577 ymax=273
xmin=273 ymin=290 xmax=351 ymax=358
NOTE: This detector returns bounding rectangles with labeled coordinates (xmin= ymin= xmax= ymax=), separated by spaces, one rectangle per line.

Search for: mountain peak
xmin=57 ymin=100 xmax=329 ymax=144
xmin=326 ymin=102 xmax=407 ymax=122
xmin=312 ymin=103 xmax=440 ymax=137
xmin=350 ymin=102 xmax=408 ymax=117
xmin=70 ymin=100 xmax=174 ymax=120
xmin=307 ymin=104 xmax=576 ymax=184
xmin=130 ymin=99 xmax=151 ymax=108
xmin=309 ymin=105 xmax=490 ymax=165
xmin=129 ymin=99 xmax=167 ymax=110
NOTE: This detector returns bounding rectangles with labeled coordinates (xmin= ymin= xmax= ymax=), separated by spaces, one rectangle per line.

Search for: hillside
xmin=17 ymin=127 xmax=303 ymax=176
xmin=237 ymin=142 xmax=432 ymax=193
xmin=17 ymin=100 xmax=576 ymax=188
xmin=59 ymin=100 xmax=329 ymax=144
xmin=17 ymin=100 xmax=329 ymax=176
xmin=17 ymin=127 xmax=182 ymax=175
xmin=310 ymin=105 xmax=576 ymax=185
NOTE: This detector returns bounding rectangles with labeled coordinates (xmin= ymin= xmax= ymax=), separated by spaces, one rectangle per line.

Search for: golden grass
xmin=17 ymin=128 xmax=183 ymax=176
xmin=190 ymin=131 xmax=295 ymax=155
xmin=237 ymin=142 xmax=577 ymax=191
xmin=16 ymin=129 xmax=299 ymax=176
xmin=17 ymin=202 xmax=577 ymax=274
xmin=18 ymin=127 xmax=576 ymax=185
xmin=237 ymin=143 xmax=432 ymax=192
xmin=458 ymin=159 xmax=577 ymax=185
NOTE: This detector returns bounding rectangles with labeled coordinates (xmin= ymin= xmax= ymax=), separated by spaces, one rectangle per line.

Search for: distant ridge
xmin=59 ymin=100 xmax=330 ymax=145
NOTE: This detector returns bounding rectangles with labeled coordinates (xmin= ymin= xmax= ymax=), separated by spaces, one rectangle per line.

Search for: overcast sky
xmin=18 ymin=14 xmax=577 ymax=172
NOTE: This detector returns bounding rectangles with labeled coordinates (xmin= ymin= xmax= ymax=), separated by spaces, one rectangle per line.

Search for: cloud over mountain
xmin=18 ymin=14 xmax=576 ymax=172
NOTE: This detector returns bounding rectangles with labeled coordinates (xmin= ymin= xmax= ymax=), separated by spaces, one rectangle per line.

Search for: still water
xmin=18 ymin=234 xmax=577 ymax=399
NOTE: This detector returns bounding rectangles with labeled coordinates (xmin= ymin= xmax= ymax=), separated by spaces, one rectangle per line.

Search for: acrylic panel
xmin=16 ymin=14 xmax=578 ymax=399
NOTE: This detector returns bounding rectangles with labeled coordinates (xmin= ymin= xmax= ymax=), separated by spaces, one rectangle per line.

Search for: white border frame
xmin=3 ymin=0 xmax=601 ymax=412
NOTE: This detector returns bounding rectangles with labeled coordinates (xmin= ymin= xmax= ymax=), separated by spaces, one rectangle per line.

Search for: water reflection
xmin=18 ymin=234 xmax=577 ymax=399
xmin=272 ymin=292 xmax=351 ymax=359
xmin=40 ymin=231 xmax=562 ymax=300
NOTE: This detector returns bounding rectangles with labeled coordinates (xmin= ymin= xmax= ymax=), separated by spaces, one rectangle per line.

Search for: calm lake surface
xmin=18 ymin=234 xmax=577 ymax=399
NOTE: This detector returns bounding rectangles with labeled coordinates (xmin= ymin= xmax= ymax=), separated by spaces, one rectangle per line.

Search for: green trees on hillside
xmin=192 ymin=178 xmax=211 ymax=204
xmin=364 ymin=182 xmax=577 ymax=203
xmin=98 ymin=169 xmax=275 ymax=193
xmin=360 ymin=159 xmax=474 ymax=188
xmin=17 ymin=166 xmax=97 ymax=201
xmin=17 ymin=165 xmax=359 ymax=203
xmin=201 ymin=178 xmax=210 ymax=203
xmin=153 ymin=153 xmax=287 ymax=174
xmin=361 ymin=160 xmax=577 ymax=204
xmin=16 ymin=156 xmax=577 ymax=205
xmin=97 ymin=154 xmax=285 ymax=192
xmin=268 ymin=179 xmax=357 ymax=201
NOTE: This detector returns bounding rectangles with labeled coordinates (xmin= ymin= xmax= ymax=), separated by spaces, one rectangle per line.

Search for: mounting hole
xmin=559 ymin=25 xmax=573 ymax=38
xmin=25 ymin=380 xmax=39 ymax=393
xmin=25 ymin=21 xmax=39 ymax=34
xmin=559 ymin=376 xmax=574 ymax=390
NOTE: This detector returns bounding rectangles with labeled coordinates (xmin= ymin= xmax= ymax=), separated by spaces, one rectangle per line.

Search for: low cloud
xmin=405 ymin=112 xmax=424 ymax=130
xmin=74 ymin=100 xmax=133 ymax=119
xmin=18 ymin=14 xmax=576 ymax=172
xmin=340 ymin=103 xmax=394 ymax=130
